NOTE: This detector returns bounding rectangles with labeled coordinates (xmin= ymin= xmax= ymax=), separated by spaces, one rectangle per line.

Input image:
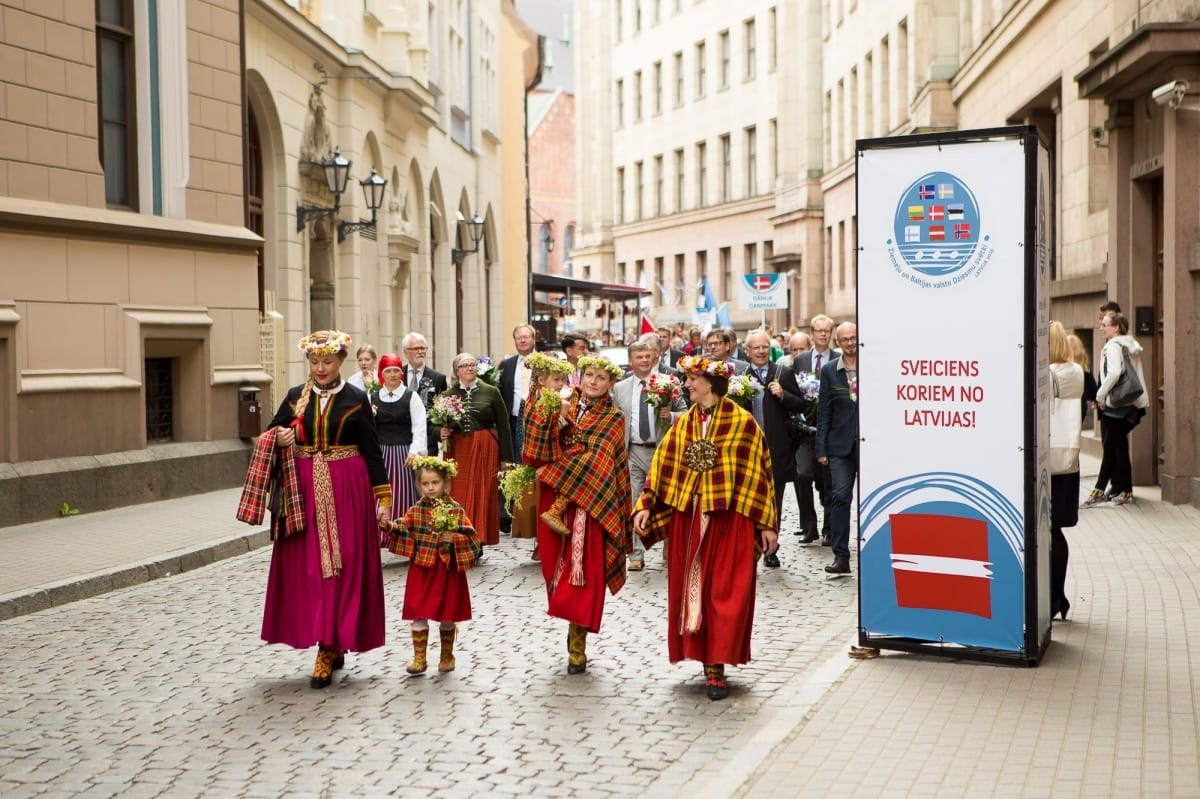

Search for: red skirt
xmin=402 ymin=562 xmax=472 ymax=623
xmin=449 ymin=429 xmax=501 ymax=545
xmin=664 ymin=507 xmax=758 ymax=665
xmin=536 ymin=487 xmax=608 ymax=633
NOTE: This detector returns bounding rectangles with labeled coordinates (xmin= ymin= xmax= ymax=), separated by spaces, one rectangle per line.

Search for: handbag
xmin=786 ymin=410 xmax=815 ymax=445
xmin=1107 ymin=345 xmax=1144 ymax=407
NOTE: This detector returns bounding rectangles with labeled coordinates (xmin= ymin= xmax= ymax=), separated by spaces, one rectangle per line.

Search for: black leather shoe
xmin=825 ymin=557 xmax=851 ymax=574
xmin=821 ymin=534 xmax=832 ymax=547
xmin=763 ymin=552 xmax=781 ymax=568
xmin=706 ymin=680 xmax=729 ymax=701
xmin=799 ymin=530 xmax=819 ymax=544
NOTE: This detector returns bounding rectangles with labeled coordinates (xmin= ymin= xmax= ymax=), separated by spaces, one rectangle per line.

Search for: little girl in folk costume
xmin=386 ymin=457 xmax=482 ymax=674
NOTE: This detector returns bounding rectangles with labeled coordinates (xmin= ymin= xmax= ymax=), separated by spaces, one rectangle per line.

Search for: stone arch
xmin=244 ymin=70 xmax=288 ymax=306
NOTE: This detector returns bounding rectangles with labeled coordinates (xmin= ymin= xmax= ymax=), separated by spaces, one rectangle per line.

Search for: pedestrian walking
xmin=1048 ymin=322 xmax=1083 ymax=620
xmin=436 ymin=353 xmax=514 ymax=547
xmin=346 ymin=343 xmax=379 ymax=392
xmin=370 ymin=352 xmax=427 ymax=534
xmin=258 ymin=330 xmax=392 ymax=689
xmin=816 ymin=322 xmax=858 ymax=575
xmin=1083 ymin=311 xmax=1148 ymax=507
xmin=386 ymin=457 xmax=482 ymax=674
xmin=528 ymin=354 xmax=632 ymax=675
xmin=632 ymin=355 xmax=779 ymax=700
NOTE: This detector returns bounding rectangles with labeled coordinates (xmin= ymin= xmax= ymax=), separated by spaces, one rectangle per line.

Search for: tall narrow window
xmin=615 ymin=78 xmax=624 ymax=127
xmin=720 ymin=134 xmax=732 ymax=202
xmin=654 ymin=155 xmax=664 ymax=215
xmin=768 ymin=7 xmax=777 ymax=72
xmin=635 ymin=160 xmax=644 ymax=220
xmin=744 ymin=18 xmax=756 ymax=80
xmin=696 ymin=141 xmax=707 ymax=206
xmin=539 ymin=223 xmax=552 ymax=271
xmin=720 ymin=247 xmax=732 ymax=299
xmin=616 ymin=0 xmax=623 ymax=43
xmin=634 ymin=0 xmax=642 ymax=32
xmin=745 ymin=125 xmax=757 ymax=196
xmin=634 ymin=70 xmax=643 ymax=122
xmin=719 ymin=30 xmax=730 ymax=89
xmin=674 ymin=148 xmax=685 ymax=211
xmin=653 ymin=61 xmax=663 ymax=114
xmin=674 ymin=254 xmax=685 ymax=303
xmin=616 ymin=166 xmax=626 ymax=224
xmin=96 ymin=0 xmax=138 ymax=208
xmin=770 ymin=118 xmax=778 ymax=184
xmin=696 ymin=41 xmax=706 ymax=98
xmin=745 ymin=243 xmax=758 ymax=275
xmin=674 ymin=51 xmax=684 ymax=106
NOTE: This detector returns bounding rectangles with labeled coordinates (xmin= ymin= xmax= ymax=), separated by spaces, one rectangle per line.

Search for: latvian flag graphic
xmin=888 ymin=513 xmax=993 ymax=618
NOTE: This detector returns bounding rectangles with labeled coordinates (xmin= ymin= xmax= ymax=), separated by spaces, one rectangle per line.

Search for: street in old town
xmin=2 ymin=452 xmax=1199 ymax=798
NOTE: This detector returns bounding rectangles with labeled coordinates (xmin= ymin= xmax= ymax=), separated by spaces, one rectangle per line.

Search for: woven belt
xmin=294 ymin=446 xmax=360 ymax=577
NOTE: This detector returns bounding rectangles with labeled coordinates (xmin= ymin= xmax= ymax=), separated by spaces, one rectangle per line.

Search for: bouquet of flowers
xmin=497 ymin=464 xmax=536 ymax=514
xmin=476 ymin=356 xmax=500 ymax=387
xmin=428 ymin=394 xmax=466 ymax=455
xmin=363 ymin=373 xmax=381 ymax=394
xmin=430 ymin=498 xmax=459 ymax=533
xmin=834 ymin=375 xmax=859 ymax=404
xmin=726 ymin=373 xmax=763 ymax=409
xmin=533 ymin=386 xmax=565 ymax=416
xmin=788 ymin=371 xmax=821 ymax=442
xmin=643 ymin=372 xmax=682 ymax=433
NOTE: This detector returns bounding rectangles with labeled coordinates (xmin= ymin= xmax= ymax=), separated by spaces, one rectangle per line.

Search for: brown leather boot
xmin=406 ymin=627 xmax=429 ymax=674
xmin=438 ymin=625 xmax=457 ymax=673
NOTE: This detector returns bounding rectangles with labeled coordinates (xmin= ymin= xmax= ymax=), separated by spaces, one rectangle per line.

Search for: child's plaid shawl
xmin=536 ymin=388 xmax=632 ymax=595
xmin=635 ymin=397 xmax=777 ymax=547
xmin=521 ymin=384 xmax=561 ymax=465
xmin=388 ymin=496 xmax=482 ymax=570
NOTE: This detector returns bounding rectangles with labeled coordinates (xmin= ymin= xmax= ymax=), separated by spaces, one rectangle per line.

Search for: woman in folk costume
xmin=632 ymin=355 xmax=779 ymax=701
xmin=515 ymin=351 xmax=575 ymax=561
xmin=261 ymin=330 xmax=392 ymax=689
xmin=370 ymin=352 xmax=428 ymax=536
xmin=526 ymin=354 xmax=632 ymax=674
xmin=436 ymin=353 xmax=514 ymax=546
xmin=386 ymin=457 xmax=482 ymax=674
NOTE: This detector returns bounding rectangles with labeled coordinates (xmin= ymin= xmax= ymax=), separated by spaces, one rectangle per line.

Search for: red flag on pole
xmin=640 ymin=315 xmax=655 ymax=335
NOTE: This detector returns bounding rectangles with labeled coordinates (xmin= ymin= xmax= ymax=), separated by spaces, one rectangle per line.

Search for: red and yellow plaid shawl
xmin=388 ymin=496 xmax=482 ymax=570
xmin=635 ymin=397 xmax=777 ymax=547
xmin=536 ymin=389 xmax=632 ymax=595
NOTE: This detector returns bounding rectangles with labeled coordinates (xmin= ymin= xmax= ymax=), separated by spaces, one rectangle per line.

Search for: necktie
xmin=814 ymin=352 xmax=822 ymax=372
xmin=638 ymin=380 xmax=652 ymax=443
xmin=408 ymin=369 xmax=418 ymax=391
xmin=753 ymin=368 xmax=766 ymax=425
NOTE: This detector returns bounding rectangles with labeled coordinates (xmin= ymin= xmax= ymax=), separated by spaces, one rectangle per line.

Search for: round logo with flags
xmin=888 ymin=171 xmax=983 ymax=279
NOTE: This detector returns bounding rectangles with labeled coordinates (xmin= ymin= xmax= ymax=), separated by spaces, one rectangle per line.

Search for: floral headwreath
xmin=526 ymin=350 xmax=574 ymax=376
xmin=576 ymin=354 xmax=625 ymax=380
xmin=677 ymin=355 xmax=734 ymax=379
xmin=411 ymin=455 xmax=458 ymax=478
xmin=298 ymin=330 xmax=352 ymax=357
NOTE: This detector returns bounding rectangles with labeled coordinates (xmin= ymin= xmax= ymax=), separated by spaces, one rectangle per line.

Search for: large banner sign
xmin=856 ymin=128 xmax=1050 ymax=662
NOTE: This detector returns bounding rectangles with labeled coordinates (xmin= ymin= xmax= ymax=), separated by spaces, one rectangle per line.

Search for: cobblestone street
xmin=0 ymin=496 xmax=857 ymax=798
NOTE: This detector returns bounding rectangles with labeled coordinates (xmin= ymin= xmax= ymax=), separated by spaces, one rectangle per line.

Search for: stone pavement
xmin=2 ymin=453 xmax=1198 ymax=797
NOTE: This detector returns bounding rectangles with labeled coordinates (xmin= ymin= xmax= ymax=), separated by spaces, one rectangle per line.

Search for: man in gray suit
xmin=613 ymin=335 xmax=687 ymax=570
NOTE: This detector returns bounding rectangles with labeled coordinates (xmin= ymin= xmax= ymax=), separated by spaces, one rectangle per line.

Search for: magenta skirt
xmin=261 ymin=454 xmax=386 ymax=652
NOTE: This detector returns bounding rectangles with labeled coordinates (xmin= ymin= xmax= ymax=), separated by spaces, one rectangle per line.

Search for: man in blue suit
xmin=816 ymin=322 xmax=858 ymax=575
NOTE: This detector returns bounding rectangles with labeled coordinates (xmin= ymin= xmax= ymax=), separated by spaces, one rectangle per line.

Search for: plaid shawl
xmin=521 ymin=385 xmax=561 ymax=466
xmin=236 ymin=427 xmax=304 ymax=538
xmin=634 ymin=397 xmax=777 ymax=547
xmin=536 ymin=388 xmax=632 ymax=595
xmin=387 ymin=496 xmax=482 ymax=570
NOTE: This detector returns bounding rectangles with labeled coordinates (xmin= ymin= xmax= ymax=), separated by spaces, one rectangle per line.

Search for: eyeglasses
xmin=459 ymin=363 xmax=478 ymax=370
xmin=405 ymin=346 xmax=427 ymax=352
xmin=840 ymin=338 xmax=858 ymax=344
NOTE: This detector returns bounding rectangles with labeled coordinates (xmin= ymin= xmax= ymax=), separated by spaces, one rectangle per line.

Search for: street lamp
xmin=295 ymin=148 xmax=388 ymax=242
xmin=451 ymin=213 xmax=486 ymax=264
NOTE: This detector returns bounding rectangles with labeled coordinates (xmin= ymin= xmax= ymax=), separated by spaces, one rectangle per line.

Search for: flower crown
xmin=298 ymin=330 xmax=352 ymax=356
xmin=576 ymin=354 xmax=625 ymax=380
xmin=526 ymin=350 xmax=574 ymax=376
xmin=411 ymin=455 xmax=458 ymax=478
xmin=677 ymin=355 xmax=734 ymax=379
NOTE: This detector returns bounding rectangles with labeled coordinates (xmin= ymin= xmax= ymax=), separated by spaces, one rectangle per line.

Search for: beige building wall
xmin=0 ymin=0 xmax=263 ymax=464
xmin=577 ymin=0 xmax=787 ymax=333
xmin=246 ymin=0 xmax=511 ymax=396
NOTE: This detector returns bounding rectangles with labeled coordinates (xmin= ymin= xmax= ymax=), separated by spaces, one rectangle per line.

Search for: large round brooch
xmin=682 ymin=439 xmax=718 ymax=472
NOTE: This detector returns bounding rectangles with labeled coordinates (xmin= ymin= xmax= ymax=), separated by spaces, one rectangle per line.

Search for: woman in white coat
xmin=1048 ymin=322 xmax=1083 ymax=620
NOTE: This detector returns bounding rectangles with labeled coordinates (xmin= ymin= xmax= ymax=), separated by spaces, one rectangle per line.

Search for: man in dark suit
xmin=498 ymin=324 xmax=538 ymax=452
xmin=790 ymin=325 xmax=840 ymax=545
xmin=816 ymin=322 xmax=858 ymax=575
xmin=703 ymin=328 xmax=750 ymax=375
xmin=400 ymin=331 xmax=448 ymax=444
xmin=655 ymin=326 xmax=686 ymax=373
xmin=744 ymin=330 xmax=805 ymax=569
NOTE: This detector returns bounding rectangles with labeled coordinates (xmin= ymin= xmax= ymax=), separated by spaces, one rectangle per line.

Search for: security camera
xmin=1152 ymin=80 xmax=1189 ymax=107
xmin=1090 ymin=127 xmax=1104 ymax=144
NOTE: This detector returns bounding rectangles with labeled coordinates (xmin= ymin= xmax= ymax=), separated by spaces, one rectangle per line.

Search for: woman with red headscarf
xmin=371 ymin=353 xmax=428 ymax=533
